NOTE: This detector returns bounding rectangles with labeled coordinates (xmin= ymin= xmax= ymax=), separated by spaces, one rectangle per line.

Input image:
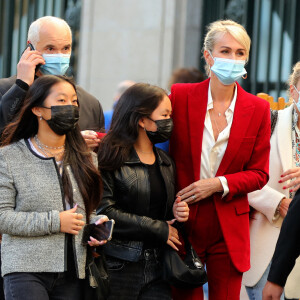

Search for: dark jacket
xmin=268 ymin=188 xmax=300 ymax=287
xmin=97 ymin=147 xmax=176 ymax=262
xmin=0 ymin=76 xmax=104 ymax=133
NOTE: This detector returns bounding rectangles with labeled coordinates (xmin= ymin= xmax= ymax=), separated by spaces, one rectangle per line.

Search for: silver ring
xmin=191 ymin=194 xmax=196 ymax=200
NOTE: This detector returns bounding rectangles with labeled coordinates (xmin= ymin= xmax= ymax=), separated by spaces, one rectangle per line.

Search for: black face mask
xmin=41 ymin=105 xmax=79 ymax=135
xmin=145 ymin=118 xmax=174 ymax=144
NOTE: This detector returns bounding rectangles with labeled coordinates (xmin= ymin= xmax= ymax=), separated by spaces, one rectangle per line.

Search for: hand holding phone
xmin=27 ymin=43 xmax=42 ymax=72
xmin=80 ymin=130 xmax=101 ymax=148
xmin=82 ymin=219 xmax=115 ymax=246
xmin=17 ymin=43 xmax=44 ymax=86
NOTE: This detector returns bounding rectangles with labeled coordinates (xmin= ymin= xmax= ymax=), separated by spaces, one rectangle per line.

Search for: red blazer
xmin=169 ymin=79 xmax=270 ymax=272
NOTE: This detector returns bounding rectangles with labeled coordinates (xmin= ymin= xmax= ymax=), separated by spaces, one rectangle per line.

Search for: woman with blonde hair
xmin=244 ymin=61 xmax=300 ymax=300
xmin=169 ymin=19 xmax=271 ymax=300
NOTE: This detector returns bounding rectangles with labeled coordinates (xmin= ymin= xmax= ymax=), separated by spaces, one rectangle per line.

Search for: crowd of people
xmin=0 ymin=15 xmax=299 ymax=300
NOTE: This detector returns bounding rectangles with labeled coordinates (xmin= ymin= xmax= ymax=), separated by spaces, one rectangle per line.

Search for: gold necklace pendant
xmin=210 ymin=110 xmax=221 ymax=135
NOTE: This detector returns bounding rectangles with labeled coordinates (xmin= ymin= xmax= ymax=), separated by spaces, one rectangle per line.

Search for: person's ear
xmin=138 ymin=117 xmax=146 ymax=129
xmin=31 ymin=107 xmax=42 ymax=118
xmin=290 ymin=85 xmax=297 ymax=99
xmin=204 ymin=50 xmax=213 ymax=67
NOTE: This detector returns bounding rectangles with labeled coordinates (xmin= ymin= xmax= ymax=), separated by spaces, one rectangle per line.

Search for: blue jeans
xmin=245 ymin=262 xmax=284 ymax=300
xmin=106 ymin=249 xmax=171 ymax=300
xmin=4 ymin=271 xmax=83 ymax=300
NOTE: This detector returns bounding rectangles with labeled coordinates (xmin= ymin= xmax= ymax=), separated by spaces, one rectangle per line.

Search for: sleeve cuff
xmin=15 ymin=79 xmax=29 ymax=91
xmin=218 ymin=176 xmax=229 ymax=198
xmin=51 ymin=210 xmax=61 ymax=233
xmin=272 ymin=197 xmax=284 ymax=222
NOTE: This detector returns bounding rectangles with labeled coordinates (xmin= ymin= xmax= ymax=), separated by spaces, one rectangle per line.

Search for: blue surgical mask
xmin=209 ymin=51 xmax=247 ymax=85
xmin=40 ymin=53 xmax=70 ymax=76
xmin=293 ymin=85 xmax=300 ymax=111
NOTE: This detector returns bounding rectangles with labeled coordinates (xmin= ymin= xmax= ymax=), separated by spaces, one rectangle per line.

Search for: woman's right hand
xmin=59 ymin=205 xmax=85 ymax=235
xmin=166 ymin=219 xmax=182 ymax=251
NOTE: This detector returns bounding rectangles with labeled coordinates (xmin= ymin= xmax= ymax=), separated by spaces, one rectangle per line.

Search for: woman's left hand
xmin=87 ymin=216 xmax=109 ymax=247
xmin=279 ymin=168 xmax=300 ymax=192
xmin=176 ymin=178 xmax=223 ymax=204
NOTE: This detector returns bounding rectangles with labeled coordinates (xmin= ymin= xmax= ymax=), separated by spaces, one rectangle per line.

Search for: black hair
xmin=98 ymin=83 xmax=167 ymax=170
xmin=1 ymin=75 xmax=102 ymax=221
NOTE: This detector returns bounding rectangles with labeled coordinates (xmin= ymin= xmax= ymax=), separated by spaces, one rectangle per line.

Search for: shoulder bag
xmin=162 ymin=222 xmax=208 ymax=289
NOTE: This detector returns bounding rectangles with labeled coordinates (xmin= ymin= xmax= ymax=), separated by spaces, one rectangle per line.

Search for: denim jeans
xmin=4 ymin=271 xmax=83 ymax=300
xmin=245 ymin=262 xmax=284 ymax=300
xmin=106 ymin=249 xmax=171 ymax=300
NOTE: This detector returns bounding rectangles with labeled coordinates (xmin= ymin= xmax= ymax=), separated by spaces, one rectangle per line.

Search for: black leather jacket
xmin=97 ymin=147 xmax=175 ymax=262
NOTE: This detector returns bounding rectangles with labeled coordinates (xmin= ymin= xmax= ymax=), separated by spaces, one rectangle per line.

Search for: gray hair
xmin=114 ymin=80 xmax=136 ymax=101
xmin=28 ymin=16 xmax=72 ymax=47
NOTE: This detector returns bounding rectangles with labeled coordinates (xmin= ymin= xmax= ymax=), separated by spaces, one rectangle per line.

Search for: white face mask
xmin=293 ymin=85 xmax=300 ymax=112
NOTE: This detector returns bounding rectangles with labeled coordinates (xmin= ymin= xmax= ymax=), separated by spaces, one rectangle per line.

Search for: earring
xmin=242 ymin=74 xmax=247 ymax=79
xmin=39 ymin=116 xmax=42 ymax=121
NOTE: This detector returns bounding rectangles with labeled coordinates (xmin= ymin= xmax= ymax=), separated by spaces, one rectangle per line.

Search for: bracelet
xmin=276 ymin=198 xmax=283 ymax=215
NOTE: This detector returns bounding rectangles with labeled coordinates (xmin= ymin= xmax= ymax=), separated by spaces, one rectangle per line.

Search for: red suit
xmin=169 ymin=79 xmax=270 ymax=299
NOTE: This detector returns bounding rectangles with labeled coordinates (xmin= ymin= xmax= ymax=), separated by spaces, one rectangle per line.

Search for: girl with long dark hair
xmin=97 ymin=83 xmax=189 ymax=300
xmin=0 ymin=75 xmax=108 ymax=300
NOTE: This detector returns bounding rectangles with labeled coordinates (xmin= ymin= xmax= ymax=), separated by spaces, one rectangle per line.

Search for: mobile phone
xmin=81 ymin=219 xmax=115 ymax=245
xmin=96 ymin=132 xmax=107 ymax=139
xmin=93 ymin=219 xmax=115 ymax=241
xmin=23 ymin=43 xmax=41 ymax=72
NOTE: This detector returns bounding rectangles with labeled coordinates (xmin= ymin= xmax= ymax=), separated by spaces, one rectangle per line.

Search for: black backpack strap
xmin=270 ymin=109 xmax=278 ymax=137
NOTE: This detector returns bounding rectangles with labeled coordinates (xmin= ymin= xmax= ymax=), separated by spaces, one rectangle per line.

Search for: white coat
xmin=243 ymin=104 xmax=300 ymax=299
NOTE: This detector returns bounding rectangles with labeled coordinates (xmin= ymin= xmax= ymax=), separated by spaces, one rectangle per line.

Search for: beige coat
xmin=242 ymin=104 xmax=300 ymax=298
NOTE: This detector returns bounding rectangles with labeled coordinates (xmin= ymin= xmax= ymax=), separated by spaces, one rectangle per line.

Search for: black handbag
xmin=83 ymin=248 xmax=110 ymax=300
xmin=162 ymin=222 xmax=207 ymax=289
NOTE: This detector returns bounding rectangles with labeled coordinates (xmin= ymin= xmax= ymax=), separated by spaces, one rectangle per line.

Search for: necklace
xmin=209 ymin=110 xmax=221 ymax=136
xmin=34 ymin=135 xmax=65 ymax=160
xmin=34 ymin=135 xmax=65 ymax=149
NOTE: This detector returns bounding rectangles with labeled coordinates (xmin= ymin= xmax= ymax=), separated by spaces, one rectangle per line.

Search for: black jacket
xmin=268 ymin=188 xmax=300 ymax=286
xmin=0 ymin=76 xmax=104 ymax=134
xmin=97 ymin=147 xmax=176 ymax=262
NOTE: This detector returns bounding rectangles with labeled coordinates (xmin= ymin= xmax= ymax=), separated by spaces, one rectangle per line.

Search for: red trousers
xmin=172 ymin=198 xmax=243 ymax=300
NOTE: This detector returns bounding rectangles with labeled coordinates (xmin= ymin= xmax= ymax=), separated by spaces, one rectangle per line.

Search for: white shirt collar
xmin=207 ymin=82 xmax=238 ymax=113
